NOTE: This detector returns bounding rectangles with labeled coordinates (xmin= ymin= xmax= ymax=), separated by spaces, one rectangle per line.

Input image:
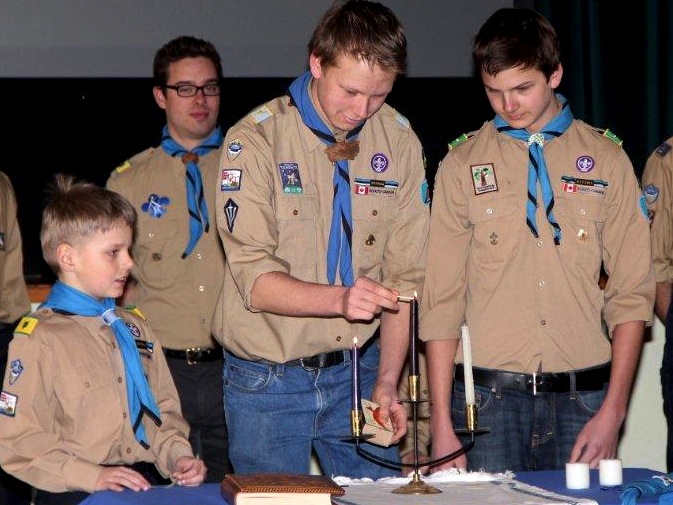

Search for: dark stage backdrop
xmin=2 ymin=77 xmax=493 ymax=284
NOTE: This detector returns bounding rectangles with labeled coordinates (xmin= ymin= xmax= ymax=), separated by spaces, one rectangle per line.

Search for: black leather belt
xmin=454 ymin=363 xmax=610 ymax=394
xmin=284 ymin=350 xmax=349 ymax=371
xmin=163 ymin=346 xmax=223 ymax=365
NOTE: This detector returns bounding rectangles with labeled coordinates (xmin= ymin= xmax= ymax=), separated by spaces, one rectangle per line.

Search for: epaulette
xmin=655 ymin=141 xmax=672 ymax=158
xmin=448 ymin=132 xmax=475 ymax=151
xmin=14 ymin=316 xmax=39 ymax=336
xmin=599 ymin=128 xmax=623 ymax=147
xmin=113 ymin=147 xmax=155 ymax=174
xmin=249 ymin=105 xmax=273 ymax=124
xmin=122 ymin=305 xmax=146 ymax=320
xmin=395 ymin=112 xmax=410 ymax=129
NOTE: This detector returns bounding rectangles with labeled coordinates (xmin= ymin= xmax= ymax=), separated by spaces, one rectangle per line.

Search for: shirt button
xmin=537 ymin=240 xmax=543 ymax=248
xmin=486 ymin=208 xmax=493 ymax=215
xmin=336 ymin=335 xmax=342 ymax=342
xmin=580 ymin=208 xmax=587 ymax=215
xmin=200 ymin=318 xmax=206 ymax=324
xmin=199 ymin=285 xmax=205 ymax=292
xmin=152 ymin=252 xmax=162 ymax=261
xmin=538 ymin=280 xmax=545 ymax=287
xmin=196 ymin=253 xmax=203 ymax=260
xmin=541 ymin=320 xmax=547 ymax=326
xmin=148 ymin=232 xmax=154 ymax=238
xmin=123 ymin=412 xmax=127 ymax=419
xmin=117 ymin=377 xmax=123 ymax=383
xmin=372 ymin=209 xmax=378 ymax=216
xmin=293 ymin=209 xmax=299 ymax=216
xmin=126 ymin=448 xmax=131 ymax=454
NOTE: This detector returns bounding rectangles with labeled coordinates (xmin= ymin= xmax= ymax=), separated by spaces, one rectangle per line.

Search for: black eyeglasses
xmin=164 ymin=82 xmax=221 ymax=97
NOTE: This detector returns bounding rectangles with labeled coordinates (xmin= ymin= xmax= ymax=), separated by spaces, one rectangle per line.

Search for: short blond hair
xmin=40 ymin=173 xmax=136 ymax=273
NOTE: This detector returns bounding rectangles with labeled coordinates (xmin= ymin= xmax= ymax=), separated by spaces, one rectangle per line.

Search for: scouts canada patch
xmin=353 ymin=178 xmax=398 ymax=197
xmin=223 ymin=199 xmax=239 ymax=233
xmin=471 ymin=164 xmax=498 ymax=195
xmin=142 ymin=194 xmax=170 ymax=218
xmin=126 ymin=323 xmax=141 ymax=338
xmin=0 ymin=391 xmax=17 ymax=417
xmin=8 ymin=359 xmax=23 ymax=385
xmin=221 ymin=169 xmax=242 ymax=191
xmin=278 ymin=163 xmax=303 ymax=194
xmin=561 ymin=176 xmax=608 ymax=197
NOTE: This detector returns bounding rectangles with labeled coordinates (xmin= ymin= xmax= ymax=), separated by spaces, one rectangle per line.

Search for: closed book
xmin=220 ymin=473 xmax=345 ymax=505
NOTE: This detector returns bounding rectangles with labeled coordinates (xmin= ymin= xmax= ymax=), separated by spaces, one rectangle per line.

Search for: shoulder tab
xmin=448 ymin=132 xmax=476 ymax=151
xmin=395 ymin=112 xmax=410 ymax=129
xmin=655 ymin=141 xmax=672 ymax=158
xmin=122 ymin=305 xmax=146 ymax=320
xmin=114 ymin=148 xmax=155 ymax=174
xmin=14 ymin=316 xmax=39 ymax=336
xmin=601 ymin=128 xmax=623 ymax=147
xmin=249 ymin=105 xmax=273 ymax=124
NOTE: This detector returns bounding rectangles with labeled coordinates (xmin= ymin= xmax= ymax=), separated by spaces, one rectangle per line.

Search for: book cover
xmin=221 ymin=473 xmax=345 ymax=505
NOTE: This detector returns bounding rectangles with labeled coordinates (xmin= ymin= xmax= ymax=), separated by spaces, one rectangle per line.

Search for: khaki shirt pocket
xmin=468 ymin=194 xmax=521 ymax=267
xmin=275 ymin=195 xmax=318 ymax=282
xmin=134 ymin=225 xmax=182 ymax=290
xmin=353 ymin=195 xmax=395 ymax=278
xmin=554 ymin=195 xmax=606 ymax=267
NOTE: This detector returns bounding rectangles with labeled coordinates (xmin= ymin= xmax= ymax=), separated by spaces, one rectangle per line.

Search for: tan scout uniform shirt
xmin=0 ymin=307 xmax=193 ymax=493
xmin=421 ymin=120 xmax=654 ymax=373
xmin=0 ymin=172 xmax=30 ymax=324
xmin=213 ymin=95 xmax=429 ymax=363
xmin=642 ymin=136 xmax=673 ymax=284
xmin=107 ymin=147 xmax=225 ymax=349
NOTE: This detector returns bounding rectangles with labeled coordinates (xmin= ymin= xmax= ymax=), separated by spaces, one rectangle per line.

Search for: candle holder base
xmin=454 ymin=427 xmax=490 ymax=436
xmin=392 ymin=473 xmax=442 ymax=495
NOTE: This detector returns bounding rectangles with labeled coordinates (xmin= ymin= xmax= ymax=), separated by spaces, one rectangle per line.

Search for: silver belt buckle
xmin=532 ymin=372 xmax=538 ymax=395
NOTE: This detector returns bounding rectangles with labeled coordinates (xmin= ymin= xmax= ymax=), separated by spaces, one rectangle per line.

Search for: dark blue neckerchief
xmin=495 ymin=95 xmax=574 ymax=245
xmin=161 ymin=126 xmax=223 ymax=258
xmin=42 ymin=282 xmax=161 ymax=448
xmin=288 ymin=71 xmax=363 ymax=287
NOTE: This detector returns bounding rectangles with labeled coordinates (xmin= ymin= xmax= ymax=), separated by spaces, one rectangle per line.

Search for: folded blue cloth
xmin=619 ymin=474 xmax=673 ymax=504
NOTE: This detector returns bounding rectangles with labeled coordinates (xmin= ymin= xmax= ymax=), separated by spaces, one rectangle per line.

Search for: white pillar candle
xmin=565 ymin=462 xmax=590 ymax=489
xmin=599 ymin=459 xmax=623 ymax=487
xmin=461 ymin=324 xmax=475 ymax=405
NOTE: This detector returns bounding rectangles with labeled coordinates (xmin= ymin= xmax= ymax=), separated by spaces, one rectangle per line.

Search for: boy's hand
xmin=171 ymin=456 xmax=206 ymax=486
xmin=94 ymin=466 xmax=151 ymax=492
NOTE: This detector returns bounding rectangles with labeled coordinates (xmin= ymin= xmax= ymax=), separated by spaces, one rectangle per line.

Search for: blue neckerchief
xmin=42 ymin=282 xmax=161 ymax=449
xmin=495 ymin=94 xmax=574 ymax=245
xmin=288 ymin=71 xmax=363 ymax=287
xmin=161 ymin=126 xmax=223 ymax=258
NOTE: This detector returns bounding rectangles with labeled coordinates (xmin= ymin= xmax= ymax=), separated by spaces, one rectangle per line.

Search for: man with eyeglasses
xmin=107 ymin=35 xmax=231 ymax=483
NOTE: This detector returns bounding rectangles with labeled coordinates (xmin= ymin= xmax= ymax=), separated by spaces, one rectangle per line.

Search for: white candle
xmin=599 ymin=459 xmax=623 ymax=487
xmin=565 ymin=462 xmax=590 ymax=489
xmin=461 ymin=324 xmax=475 ymax=405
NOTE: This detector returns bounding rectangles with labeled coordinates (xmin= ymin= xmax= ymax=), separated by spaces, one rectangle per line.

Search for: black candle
xmin=351 ymin=337 xmax=360 ymax=412
xmin=410 ymin=292 xmax=419 ymax=376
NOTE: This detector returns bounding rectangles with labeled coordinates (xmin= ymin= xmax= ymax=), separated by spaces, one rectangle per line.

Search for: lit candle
xmin=351 ymin=336 xmax=360 ymax=413
xmin=410 ymin=292 xmax=419 ymax=377
xmin=461 ymin=324 xmax=475 ymax=405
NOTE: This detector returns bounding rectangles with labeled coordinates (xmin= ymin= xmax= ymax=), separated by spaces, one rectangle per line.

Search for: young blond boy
xmin=0 ymin=174 xmax=205 ymax=505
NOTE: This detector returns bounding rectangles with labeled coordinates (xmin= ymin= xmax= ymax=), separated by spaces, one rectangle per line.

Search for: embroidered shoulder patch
xmin=0 ymin=391 xmax=17 ymax=417
xmin=122 ymin=305 xmax=146 ymax=320
xmin=14 ymin=316 xmax=38 ymax=336
xmin=471 ymin=163 xmax=498 ymax=195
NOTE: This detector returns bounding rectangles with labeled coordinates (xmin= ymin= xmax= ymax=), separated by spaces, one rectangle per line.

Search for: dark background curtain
xmin=532 ymin=0 xmax=673 ymax=175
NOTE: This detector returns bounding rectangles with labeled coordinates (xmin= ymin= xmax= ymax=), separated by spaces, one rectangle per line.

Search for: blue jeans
xmin=663 ymin=300 xmax=673 ymax=472
xmin=223 ymin=340 xmax=400 ymax=478
xmin=451 ymin=379 xmax=607 ymax=472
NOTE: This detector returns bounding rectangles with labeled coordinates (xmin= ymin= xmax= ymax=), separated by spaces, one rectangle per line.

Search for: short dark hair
xmin=473 ymin=8 xmax=561 ymax=80
xmin=308 ymin=0 xmax=407 ymax=76
xmin=153 ymin=35 xmax=222 ymax=87
xmin=41 ymin=174 xmax=136 ymax=273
